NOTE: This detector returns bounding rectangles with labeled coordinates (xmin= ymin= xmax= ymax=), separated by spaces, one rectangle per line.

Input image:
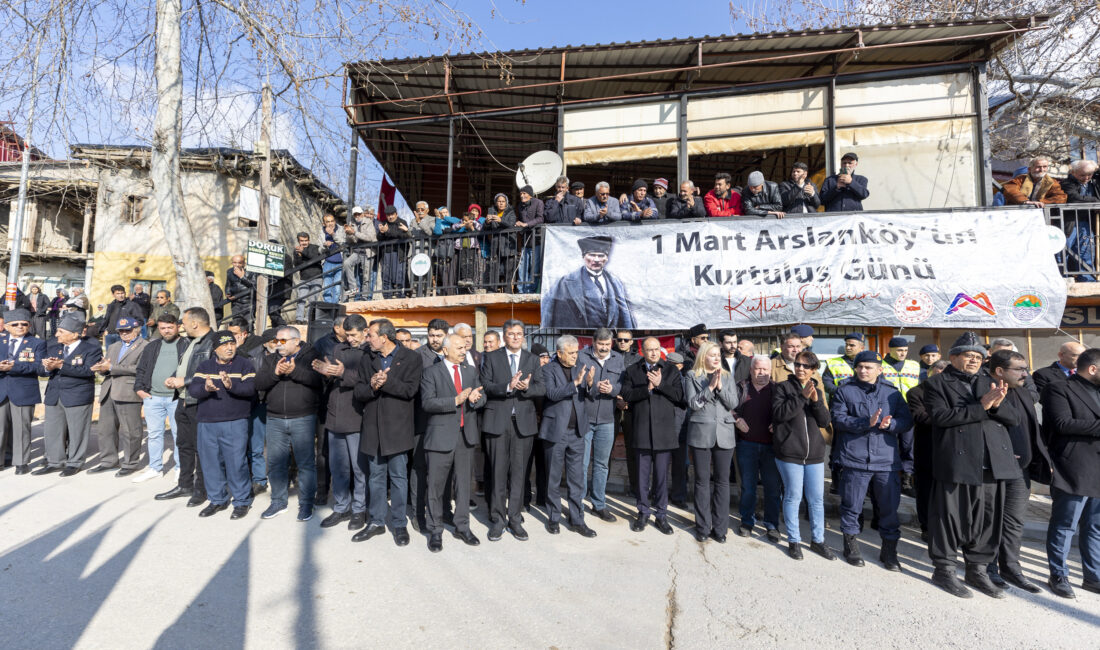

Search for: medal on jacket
xmin=19 ymin=348 xmax=33 ymax=362
xmin=73 ymin=355 xmax=83 ymax=366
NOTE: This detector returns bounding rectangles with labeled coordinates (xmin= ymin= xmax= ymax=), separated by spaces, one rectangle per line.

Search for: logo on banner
xmin=944 ymin=292 xmax=997 ymax=320
xmin=893 ymin=290 xmax=934 ymax=324
xmin=1009 ymin=291 xmax=1047 ymax=324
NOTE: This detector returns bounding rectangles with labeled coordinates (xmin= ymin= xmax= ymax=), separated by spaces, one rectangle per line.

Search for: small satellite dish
xmin=515 ymin=151 xmax=564 ymax=195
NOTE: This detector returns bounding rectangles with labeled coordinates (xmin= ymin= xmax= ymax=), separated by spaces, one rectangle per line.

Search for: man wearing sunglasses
xmin=0 ymin=309 xmax=46 ymax=474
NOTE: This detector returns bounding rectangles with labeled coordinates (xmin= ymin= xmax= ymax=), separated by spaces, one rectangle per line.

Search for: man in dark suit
xmin=985 ymin=350 xmax=1043 ymax=593
xmin=539 ymin=335 xmax=597 ymax=538
xmin=620 ymin=336 xmax=684 ymax=534
xmin=718 ymin=329 xmax=752 ymax=384
xmin=1041 ymin=347 xmax=1100 ymax=600
xmin=481 ymin=319 xmax=546 ymax=541
xmin=923 ymin=332 xmax=1020 ymax=599
xmin=34 ymin=313 xmax=103 ymax=476
xmin=352 ymin=318 xmax=423 ymax=546
xmin=542 ymin=235 xmax=637 ymax=330
xmin=411 ymin=318 xmax=448 ymax=530
xmin=0 ymin=309 xmax=46 ymax=473
xmin=420 ymin=332 xmax=486 ymax=552
xmin=1033 ymin=341 xmax=1086 ymax=396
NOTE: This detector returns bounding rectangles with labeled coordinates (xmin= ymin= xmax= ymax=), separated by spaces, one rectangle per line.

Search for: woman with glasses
xmin=771 ymin=349 xmax=836 ymax=561
xmin=684 ymin=341 xmax=739 ymax=543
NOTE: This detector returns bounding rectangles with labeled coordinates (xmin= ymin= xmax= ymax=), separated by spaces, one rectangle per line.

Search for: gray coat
xmin=99 ymin=337 xmax=150 ymax=404
xmin=684 ymin=370 xmax=739 ymax=449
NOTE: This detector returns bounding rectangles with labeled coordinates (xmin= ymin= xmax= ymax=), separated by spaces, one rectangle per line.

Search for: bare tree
xmin=731 ymin=1 xmax=1100 ymax=164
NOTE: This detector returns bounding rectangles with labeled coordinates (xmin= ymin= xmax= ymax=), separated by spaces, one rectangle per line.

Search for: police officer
xmin=882 ymin=336 xmax=920 ymax=399
xmin=823 ymin=332 xmax=864 ymax=398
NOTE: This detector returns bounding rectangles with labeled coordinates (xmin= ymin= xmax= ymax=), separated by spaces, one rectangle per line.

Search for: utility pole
xmin=254 ymin=83 xmax=273 ymax=334
xmin=5 ymin=139 xmax=31 ymax=310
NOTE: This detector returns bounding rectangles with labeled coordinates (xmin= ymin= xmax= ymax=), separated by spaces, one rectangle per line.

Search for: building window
xmin=122 ymin=195 xmax=146 ymax=224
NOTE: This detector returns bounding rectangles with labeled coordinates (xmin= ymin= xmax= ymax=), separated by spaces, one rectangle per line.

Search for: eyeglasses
xmin=793 ymin=362 xmax=815 ymax=369
xmin=8 ymin=322 xmax=29 ymax=327
xmin=1008 ymin=366 xmax=1030 ymax=372
xmin=274 ymin=338 xmax=293 ymax=345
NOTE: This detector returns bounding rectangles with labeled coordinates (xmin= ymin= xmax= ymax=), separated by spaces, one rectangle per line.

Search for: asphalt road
xmin=1 ymin=431 xmax=1098 ymax=648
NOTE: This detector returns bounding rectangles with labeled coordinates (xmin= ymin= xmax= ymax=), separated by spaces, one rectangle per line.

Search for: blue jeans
xmin=142 ymin=395 xmax=178 ymax=472
xmin=295 ymin=280 xmax=322 ymax=322
xmin=197 ymin=419 xmax=253 ymax=507
xmin=517 ymin=244 xmax=541 ymax=293
xmin=322 ymin=260 xmax=343 ymax=303
xmin=328 ymin=431 xmax=367 ymax=514
xmin=775 ymin=460 xmax=825 ymax=545
xmin=367 ymin=451 xmax=409 ymax=529
xmin=736 ymin=440 xmax=781 ymax=531
xmin=1047 ymin=486 xmax=1100 ymax=582
xmin=583 ymin=421 xmax=615 ymax=511
xmin=266 ymin=415 xmax=317 ymax=508
xmin=1065 ymin=220 xmax=1096 ymax=281
xmin=248 ymin=403 xmax=267 ymax=486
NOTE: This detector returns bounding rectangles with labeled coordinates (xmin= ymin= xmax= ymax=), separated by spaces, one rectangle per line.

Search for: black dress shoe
xmin=60 ymin=467 xmax=79 ymax=477
xmin=31 ymin=465 xmax=61 ymax=476
xmin=709 ymin=531 xmax=727 ymax=544
xmin=573 ymin=523 xmax=597 ymax=538
xmin=452 ymin=529 xmax=481 ymax=546
xmin=630 ymin=514 xmax=649 ymax=532
xmin=932 ymin=569 xmax=973 ymax=599
xmin=693 ymin=530 xmax=708 ymax=543
xmin=1082 ymin=580 xmax=1100 ymax=595
xmin=766 ymin=528 xmax=782 ymax=543
xmin=735 ymin=526 xmax=751 ymax=538
xmin=654 ymin=518 xmax=674 ymax=535
xmin=590 ymin=507 xmax=617 ymax=523
xmin=348 ymin=512 xmax=367 ymax=531
xmin=230 ymin=506 xmax=251 ymax=520
xmin=320 ymin=511 xmax=352 ymax=528
xmin=251 ymin=482 xmax=268 ymax=495
xmin=965 ymin=565 xmax=1006 ymax=599
xmin=352 ymin=523 xmax=386 ymax=542
xmin=546 ymin=521 xmax=560 ymax=535
xmin=788 ymin=543 xmax=804 ymax=560
xmin=393 ymin=527 xmax=411 ymax=547
xmin=1001 ymin=571 xmax=1041 ymax=593
xmin=186 ymin=493 xmax=207 ymax=508
xmin=115 ymin=468 xmax=136 ymax=478
xmin=1048 ymin=575 xmax=1076 ymax=599
xmin=987 ymin=569 xmax=1008 ymax=589
xmin=508 ymin=522 xmax=529 ymax=541
xmin=198 ymin=503 xmax=229 ymax=517
xmin=155 ymin=486 xmax=189 ymax=500
xmin=810 ymin=541 xmax=837 ymax=561
xmin=488 ymin=523 xmax=504 ymax=542
xmin=15 ymin=465 xmax=29 ymax=475
xmin=428 ymin=533 xmax=443 ymax=553
xmin=670 ymin=500 xmax=687 ymax=510
xmin=88 ymin=465 xmax=118 ymax=474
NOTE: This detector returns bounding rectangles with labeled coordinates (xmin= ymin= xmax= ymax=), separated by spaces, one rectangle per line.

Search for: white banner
xmin=539 ymin=209 xmax=1066 ymax=330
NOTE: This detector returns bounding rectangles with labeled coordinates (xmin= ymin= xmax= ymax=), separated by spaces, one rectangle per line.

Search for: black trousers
xmin=636 ymin=449 xmax=671 ymax=519
xmin=928 ymin=475 xmax=1005 ymax=571
xmin=691 ymin=445 xmax=734 ymax=536
xmin=315 ymin=418 xmax=329 ymax=500
xmin=543 ymin=431 xmax=586 ymax=526
xmin=914 ymin=468 xmax=934 ymax=533
xmin=410 ymin=433 xmax=429 ymax=527
xmin=524 ymin=437 xmax=548 ymax=508
xmin=174 ymin=401 xmax=204 ymax=495
xmin=485 ymin=420 xmax=534 ymax=527
xmin=670 ymin=422 xmax=690 ymax=503
xmin=991 ymin=476 xmax=1029 ymax=575
xmin=617 ymin=409 xmax=639 ymax=496
xmin=426 ymin=440 xmax=474 ymax=534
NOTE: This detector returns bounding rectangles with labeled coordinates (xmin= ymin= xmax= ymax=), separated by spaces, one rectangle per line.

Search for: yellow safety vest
xmin=881 ymin=359 xmax=920 ymax=398
xmin=825 ymin=356 xmax=855 ymax=389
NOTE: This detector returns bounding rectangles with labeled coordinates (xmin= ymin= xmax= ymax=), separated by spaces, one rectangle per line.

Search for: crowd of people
xmin=0 ymin=304 xmax=1097 ymax=603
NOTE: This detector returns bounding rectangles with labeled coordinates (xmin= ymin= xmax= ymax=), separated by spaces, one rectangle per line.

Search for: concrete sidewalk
xmin=1 ymin=424 xmax=1099 ymax=648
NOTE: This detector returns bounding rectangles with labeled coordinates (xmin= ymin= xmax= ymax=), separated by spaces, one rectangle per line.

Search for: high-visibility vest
xmin=825 ymin=356 xmax=855 ymax=389
xmin=881 ymin=359 xmax=920 ymax=398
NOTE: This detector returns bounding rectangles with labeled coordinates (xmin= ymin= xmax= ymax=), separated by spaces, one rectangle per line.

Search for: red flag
xmin=377 ymin=174 xmax=396 ymax=222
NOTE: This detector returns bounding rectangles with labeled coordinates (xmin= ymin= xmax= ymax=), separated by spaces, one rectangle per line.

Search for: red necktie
xmin=453 ymin=364 xmax=464 ymax=427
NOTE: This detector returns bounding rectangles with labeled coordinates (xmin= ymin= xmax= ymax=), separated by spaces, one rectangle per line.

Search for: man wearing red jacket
xmin=704 ymin=172 xmax=742 ymax=217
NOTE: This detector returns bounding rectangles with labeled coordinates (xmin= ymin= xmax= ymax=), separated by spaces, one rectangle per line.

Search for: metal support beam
xmin=825 ymin=77 xmax=837 ymax=176
xmin=348 ymin=126 xmax=359 ymax=209
xmin=446 ymin=118 xmax=455 ymax=210
xmin=557 ymin=105 xmax=565 ymax=164
xmin=678 ymin=94 xmax=688 ymax=185
xmin=973 ymin=63 xmax=993 ymax=206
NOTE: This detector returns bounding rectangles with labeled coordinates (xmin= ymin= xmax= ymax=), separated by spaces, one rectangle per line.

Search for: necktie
xmin=9 ymin=340 xmax=16 ymax=357
xmin=453 ymin=364 xmax=464 ymax=428
xmin=510 ymin=353 xmax=518 ymax=375
xmin=593 ymin=274 xmax=604 ymax=294
xmin=1071 ymin=368 xmax=1077 ymax=376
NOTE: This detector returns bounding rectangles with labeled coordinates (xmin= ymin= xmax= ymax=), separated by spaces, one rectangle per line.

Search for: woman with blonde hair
xmin=684 ymin=341 xmax=739 ymax=543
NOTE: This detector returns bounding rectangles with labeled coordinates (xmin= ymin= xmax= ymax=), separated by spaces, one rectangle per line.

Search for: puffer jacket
xmin=741 ymin=181 xmax=784 ymax=217
xmin=830 ymin=378 xmax=914 ymax=472
xmin=771 ymin=374 xmax=830 ymax=465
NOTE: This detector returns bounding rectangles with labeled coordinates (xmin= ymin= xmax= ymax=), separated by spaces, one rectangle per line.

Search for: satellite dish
xmin=515 ymin=151 xmax=564 ymax=195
